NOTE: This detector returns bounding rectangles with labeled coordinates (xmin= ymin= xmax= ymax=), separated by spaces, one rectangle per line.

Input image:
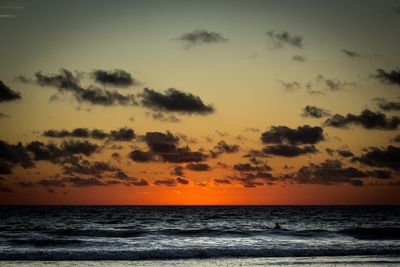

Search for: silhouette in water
xmin=275 ymin=222 xmax=281 ymax=229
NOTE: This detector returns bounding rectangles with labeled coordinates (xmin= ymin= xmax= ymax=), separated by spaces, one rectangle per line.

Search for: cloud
xmin=43 ymin=127 xmax=135 ymax=141
xmin=63 ymin=176 xmax=107 ymax=187
xmin=233 ymin=163 xmax=272 ymax=172
xmin=26 ymin=140 xmax=99 ymax=165
xmin=146 ymin=112 xmax=180 ymax=123
xmin=154 ymin=178 xmax=177 ymax=186
xmin=161 ymin=147 xmax=208 ymax=163
xmin=263 ymin=144 xmax=318 ymax=157
xmin=324 ymin=109 xmax=400 ymax=130
xmin=129 ymin=149 xmax=154 ymax=162
xmin=63 ymin=160 xmax=118 ymax=177
xmin=91 ymin=69 xmax=138 ymax=87
xmin=392 ymin=135 xmax=400 ymax=143
xmin=0 ymin=112 xmax=10 ymax=119
xmin=0 ymin=161 xmax=13 ymax=174
xmin=293 ymin=159 xmax=368 ymax=186
xmin=261 ymin=125 xmax=325 ymax=145
xmin=340 ymin=49 xmax=361 ymax=58
xmin=177 ymin=29 xmax=228 ymax=48
xmin=372 ymin=69 xmax=400 ymax=86
xmin=61 ymin=140 xmax=99 ymax=156
xmin=276 ymin=80 xmax=301 ymax=91
xmin=109 ymin=128 xmax=135 ymax=141
xmin=34 ymin=69 xmax=137 ymax=106
xmin=214 ymin=179 xmax=231 ymax=185
xmin=144 ymin=131 xmax=179 ymax=153
xmin=140 ymin=88 xmax=214 ymax=115
xmin=354 ymin=145 xmax=400 ymax=170
xmin=267 ymin=30 xmax=304 ymax=48
xmin=25 ymin=141 xmax=65 ymax=163
xmin=373 ymin=97 xmax=400 ymax=111
xmin=316 ymin=75 xmax=355 ymax=91
xmin=171 ymin=166 xmax=185 ymax=176
xmin=337 ymin=149 xmax=354 ymax=158
xmin=0 ymin=80 xmax=21 ymax=102
xmin=132 ymin=132 xmax=208 ymax=163
xmin=0 ymin=140 xmax=34 ymax=169
xmin=176 ymin=177 xmax=189 ymax=185
xmin=292 ymin=55 xmax=306 ymax=62
xmin=368 ymin=169 xmax=392 ymax=179
xmin=301 ymin=105 xmax=331 ymax=118
xmin=210 ymin=140 xmax=240 ymax=158
xmin=186 ymin=163 xmax=210 ymax=171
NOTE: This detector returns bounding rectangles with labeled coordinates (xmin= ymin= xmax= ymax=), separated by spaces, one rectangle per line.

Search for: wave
xmin=338 ymin=227 xmax=400 ymax=240
xmin=0 ymin=247 xmax=399 ymax=260
xmin=7 ymin=239 xmax=84 ymax=247
xmin=23 ymin=227 xmax=400 ymax=240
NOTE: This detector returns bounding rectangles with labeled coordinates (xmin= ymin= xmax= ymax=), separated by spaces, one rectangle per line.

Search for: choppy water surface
xmin=0 ymin=206 xmax=399 ymax=260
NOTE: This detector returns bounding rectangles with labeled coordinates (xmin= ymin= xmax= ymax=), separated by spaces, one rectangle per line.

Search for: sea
xmin=0 ymin=206 xmax=399 ymax=266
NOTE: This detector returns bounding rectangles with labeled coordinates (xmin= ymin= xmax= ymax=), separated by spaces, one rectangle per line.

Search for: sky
xmin=0 ymin=0 xmax=400 ymax=205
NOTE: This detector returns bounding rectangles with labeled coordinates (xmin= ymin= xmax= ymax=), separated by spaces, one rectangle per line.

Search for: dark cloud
xmin=128 ymin=179 xmax=149 ymax=186
xmin=109 ymin=128 xmax=135 ymax=141
xmin=372 ymin=69 xmax=400 ymax=86
xmin=186 ymin=163 xmax=210 ymax=171
xmin=373 ymin=97 xmax=400 ymax=111
xmin=0 ymin=112 xmax=10 ymax=119
xmin=16 ymin=181 xmax=36 ymax=188
xmin=340 ymin=49 xmax=361 ymax=58
xmin=63 ymin=160 xmax=118 ymax=177
xmin=368 ymin=169 xmax=392 ymax=179
xmin=171 ymin=166 xmax=185 ymax=176
xmin=263 ymin=144 xmax=318 ymax=157
xmin=276 ymin=80 xmax=301 ymax=91
xmin=302 ymin=105 xmax=331 ymax=118
xmin=177 ymin=29 xmax=228 ymax=48
xmin=0 ymin=185 xmax=13 ymax=193
xmin=140 ymin=88 xmax=214 ymax=115
xmin=63 ymin=176 xmax=107 ymax=187
xmin=154 ymin=178 xmax=177 ymax=186
xmin=261 ymin=125 xmax=324 ymax=145
xmin=92 ymin=69 xmax=137 ymax=87
xmin=210 ymin=140 xmax=240 ymax=158
xmin=267 ymin=30 xmax=304 ymax=48
xmin=129 ymin=149 xmax=154 ymax=162
xmin=61 ymin=140 xmax=99 ymax=156
xmin=324 ymin=109 xmax=400 ymax=130
xmin=43 ymin=127 xmax=135 ymax=141
xmin=144 ymin=131 xmax=179 ymax=153
xmin=392 ymin=135 xmax=400 ymax=143
xmin=316 ymin=75 xmax=354 ymax=91
xmin=294 ymin=160 xmax=368 ymax=186
xmin=38 ymin=179 xmax=66 ymax=189
xmin=354 ymin=146 xmax=400 ymax=170
xmin=35 ymin=69 xmax=137 ymax=106
xmin=176 ymin=177 xmax=189 ymax=185
xmin=26 ymin=141 xmax=65 ymax=163
xmin=161 ymin=147 xmax=208 ymax=163
xmin=0 ymin=80 xmax=21 ymax=102
xmin=0 ymin=140 xmax=34 ymax=169
xmin=214 ymin=179 xmax=231 ymax=185
xmin=0 ymin=161 xmax=13 ymax=174
xmin=146 ymin=112 xmax=180 ymax=123
xmin=292 ymin=55 xmax=306 ymax=62
xmin=337 ymin=149 xmax=354 ymax=158
xmin=233 ymin=163 xmax=272 ymax=172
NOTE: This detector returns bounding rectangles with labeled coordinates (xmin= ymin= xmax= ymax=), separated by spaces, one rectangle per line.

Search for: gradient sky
xmin=1 ymin=0 xmax=400 ymax=205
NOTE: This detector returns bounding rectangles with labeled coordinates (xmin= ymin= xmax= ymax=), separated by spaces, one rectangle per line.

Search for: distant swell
xmin=1 ymin=248 xmax=400 ymax=261
xmin=45 ymin=227 xmax=400 ymax=240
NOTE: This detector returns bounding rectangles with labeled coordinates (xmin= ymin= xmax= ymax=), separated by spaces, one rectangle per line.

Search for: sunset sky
xmin=1 ymin=0 xmax=400 ymax=205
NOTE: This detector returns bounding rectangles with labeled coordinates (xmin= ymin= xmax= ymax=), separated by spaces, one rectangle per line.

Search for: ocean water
xmin=0 ymin=206 xmax=399 ymax=264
